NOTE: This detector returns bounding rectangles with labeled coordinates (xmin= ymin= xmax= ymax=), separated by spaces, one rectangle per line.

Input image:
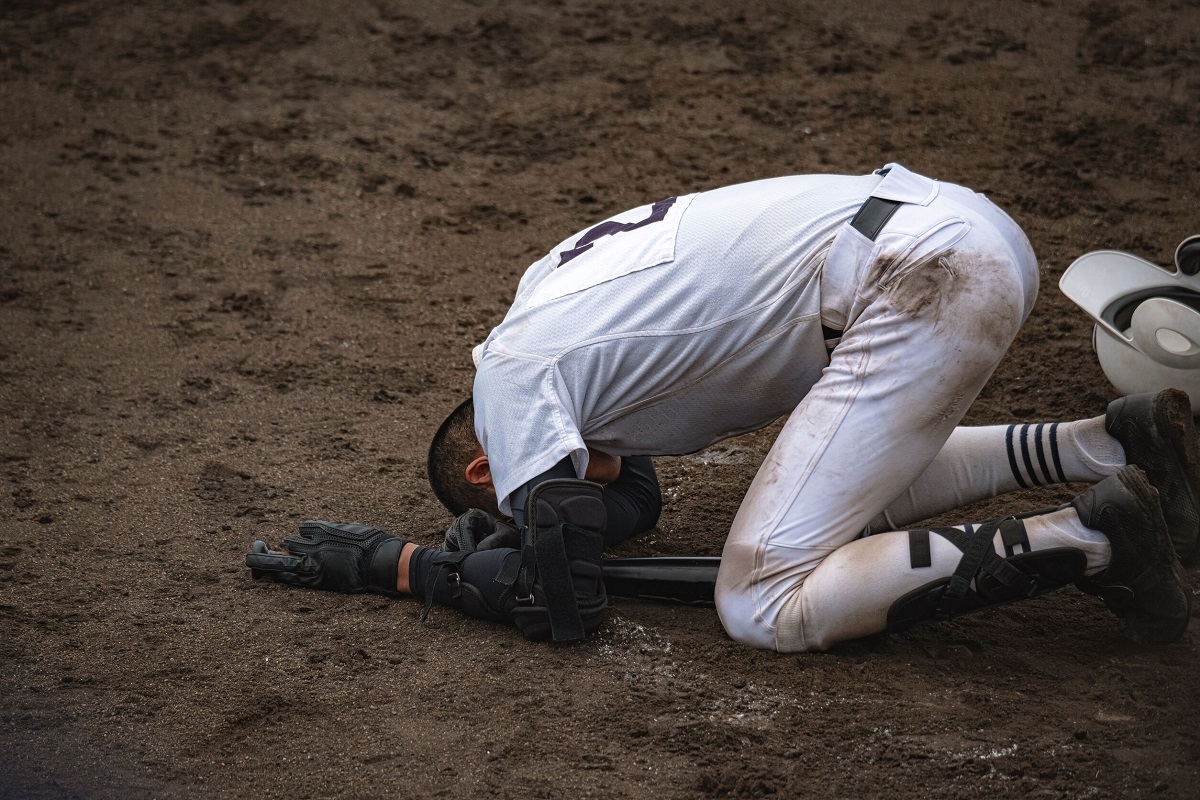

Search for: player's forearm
xmin=601 ymin=455 xmax=661 ymax=546
xmin=505 ymin=455 xmax=660 ymax=546
xmin=402 ymin=454 xmax=660 ymax=593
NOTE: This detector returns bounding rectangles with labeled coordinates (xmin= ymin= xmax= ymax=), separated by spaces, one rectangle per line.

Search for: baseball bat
xmin=600 ymin=556 xmax=720 ymax=605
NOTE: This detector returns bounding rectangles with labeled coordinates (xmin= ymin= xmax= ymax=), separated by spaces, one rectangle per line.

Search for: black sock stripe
xmin=1049 ymin=423 xmax=1067 ymax=483
xmin=1034 ymin=422 xmax=1054 ymax=485
xmin=1020 ymin=424 xmax=1042 ymax=486
xmin=1006 ymin=425 xmax=1028 ymax=489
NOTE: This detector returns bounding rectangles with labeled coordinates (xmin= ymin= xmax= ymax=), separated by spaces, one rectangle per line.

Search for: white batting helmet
xmin=1060 ymin=235 xmax=1200 ymax=414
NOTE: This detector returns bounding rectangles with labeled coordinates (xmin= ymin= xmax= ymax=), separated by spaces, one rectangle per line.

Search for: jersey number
xmin=557 ymin=197 xmax=678 ymax=267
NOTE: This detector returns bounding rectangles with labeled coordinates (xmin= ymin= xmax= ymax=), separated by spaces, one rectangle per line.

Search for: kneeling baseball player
xmin=248 ymin=164 xmax=1195 ymax=652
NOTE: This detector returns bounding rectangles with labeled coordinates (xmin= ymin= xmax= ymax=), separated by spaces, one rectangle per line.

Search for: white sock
xmin=867 ymin=416 xmax=1127 ymax=532
xmin=1066 ymin=416 xmax=1127 ymax=477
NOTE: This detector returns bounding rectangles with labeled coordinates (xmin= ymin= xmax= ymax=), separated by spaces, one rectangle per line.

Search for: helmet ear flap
xmin=1176 ymin=235 xmax=1200 ymax=277
xmin=1129 ymin=297 xmax=1200 ymax=369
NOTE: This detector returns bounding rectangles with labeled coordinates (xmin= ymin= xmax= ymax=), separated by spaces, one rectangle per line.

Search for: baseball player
xmin=248 ymin=164 xmax=1195 ymax=652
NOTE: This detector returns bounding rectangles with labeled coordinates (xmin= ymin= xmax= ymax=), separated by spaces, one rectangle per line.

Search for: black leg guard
xmin=886 ymin=518 xmax=1088 ymax=634
xmin=512 ymin=479 xmax=607 ymax=642
xmin=415 ymin=480 xmax=608 ymax=643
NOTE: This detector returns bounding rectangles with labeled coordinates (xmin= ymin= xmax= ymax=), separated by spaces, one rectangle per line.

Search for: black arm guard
xmin=421 ymin=479 xmax=608 ymax=642
xmin=515 ymin=479 xmax=608 ymax=641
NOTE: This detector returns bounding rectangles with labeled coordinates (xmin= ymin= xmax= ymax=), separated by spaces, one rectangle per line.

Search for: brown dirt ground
xmin=2 ymin=1 xmax=1199 ymax=797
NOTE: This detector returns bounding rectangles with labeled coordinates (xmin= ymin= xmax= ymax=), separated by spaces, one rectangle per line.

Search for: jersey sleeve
xmin=472 ymin=351 xmax=588 ymax=516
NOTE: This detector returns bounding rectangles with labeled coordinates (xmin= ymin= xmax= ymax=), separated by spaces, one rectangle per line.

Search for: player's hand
xmin=442 ymin=508 xmax=520 ymax=552
xmin=246 ymin=520 xmax=406 ymax=596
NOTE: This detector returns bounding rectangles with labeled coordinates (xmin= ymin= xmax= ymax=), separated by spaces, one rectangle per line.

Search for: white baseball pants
xmin=714 ymin=184 xmax=1111 ymax=652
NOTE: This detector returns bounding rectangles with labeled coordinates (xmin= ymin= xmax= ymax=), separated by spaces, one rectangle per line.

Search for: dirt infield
xmin=2 ymin=1 xmax=1199 ymax=797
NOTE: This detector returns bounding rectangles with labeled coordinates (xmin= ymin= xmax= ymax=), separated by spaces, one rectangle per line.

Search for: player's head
xmin=427 ymin=396 xmax=500 ymax=518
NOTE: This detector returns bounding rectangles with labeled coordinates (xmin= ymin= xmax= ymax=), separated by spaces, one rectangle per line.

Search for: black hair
xmin=426 ymin=396 xmax=499 ymax=517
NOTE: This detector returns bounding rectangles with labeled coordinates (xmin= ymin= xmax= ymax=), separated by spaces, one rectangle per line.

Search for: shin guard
xmin=886 ymin=518 xmax=1087 ymax=633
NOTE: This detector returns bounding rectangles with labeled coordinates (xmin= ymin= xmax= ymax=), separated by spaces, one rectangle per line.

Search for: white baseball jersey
xmin=473 ymin=164 xmax=944 ymax=514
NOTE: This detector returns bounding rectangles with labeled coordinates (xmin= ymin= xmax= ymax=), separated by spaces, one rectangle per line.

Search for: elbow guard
xmin=421 ymin=479 xmax=608 ymax=642
xmin=512 ymin=479 xmax=608 ymax=642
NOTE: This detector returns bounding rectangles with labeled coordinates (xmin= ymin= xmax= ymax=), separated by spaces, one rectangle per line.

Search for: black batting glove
xmin=442 ymin=508 xmax=520 ymax=553
xmin=246 ymin=520 xmax=406 ymax=597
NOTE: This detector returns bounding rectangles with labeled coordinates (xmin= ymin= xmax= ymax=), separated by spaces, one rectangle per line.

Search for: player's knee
xmin=713 ymin=545 xmax=780 ymax=651
xmin=715 ymin=592 xmax=778 ymax=650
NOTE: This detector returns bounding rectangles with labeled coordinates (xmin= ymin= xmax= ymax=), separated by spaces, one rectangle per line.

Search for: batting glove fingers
xmin=246 ymin=520 xmax=406 ymax=596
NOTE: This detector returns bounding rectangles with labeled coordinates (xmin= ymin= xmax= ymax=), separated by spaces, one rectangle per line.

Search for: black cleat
xmin=1106 ymin=389 xmax=1200 ymax=564
xmin=1073 ymin=465 xmax=1191 ymax=644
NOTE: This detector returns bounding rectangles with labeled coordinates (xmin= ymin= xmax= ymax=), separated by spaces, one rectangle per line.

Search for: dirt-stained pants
xmin=715 ymin=184 xmax=1044 ymax=652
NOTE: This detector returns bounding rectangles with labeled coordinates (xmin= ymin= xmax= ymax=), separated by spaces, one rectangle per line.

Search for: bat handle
xmin=600 ymin=556 xmax=721 ymax=605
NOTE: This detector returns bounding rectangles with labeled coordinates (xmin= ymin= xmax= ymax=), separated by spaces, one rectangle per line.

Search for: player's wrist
xmin=397 ymin=542 xmax=420 ymax=594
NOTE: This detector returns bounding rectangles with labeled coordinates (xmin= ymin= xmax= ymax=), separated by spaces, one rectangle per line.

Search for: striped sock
xmin=866 ymin=416 xmax=1123 ymax=533
xmin=1003 ymin=422 xmax=1068 ymax=488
